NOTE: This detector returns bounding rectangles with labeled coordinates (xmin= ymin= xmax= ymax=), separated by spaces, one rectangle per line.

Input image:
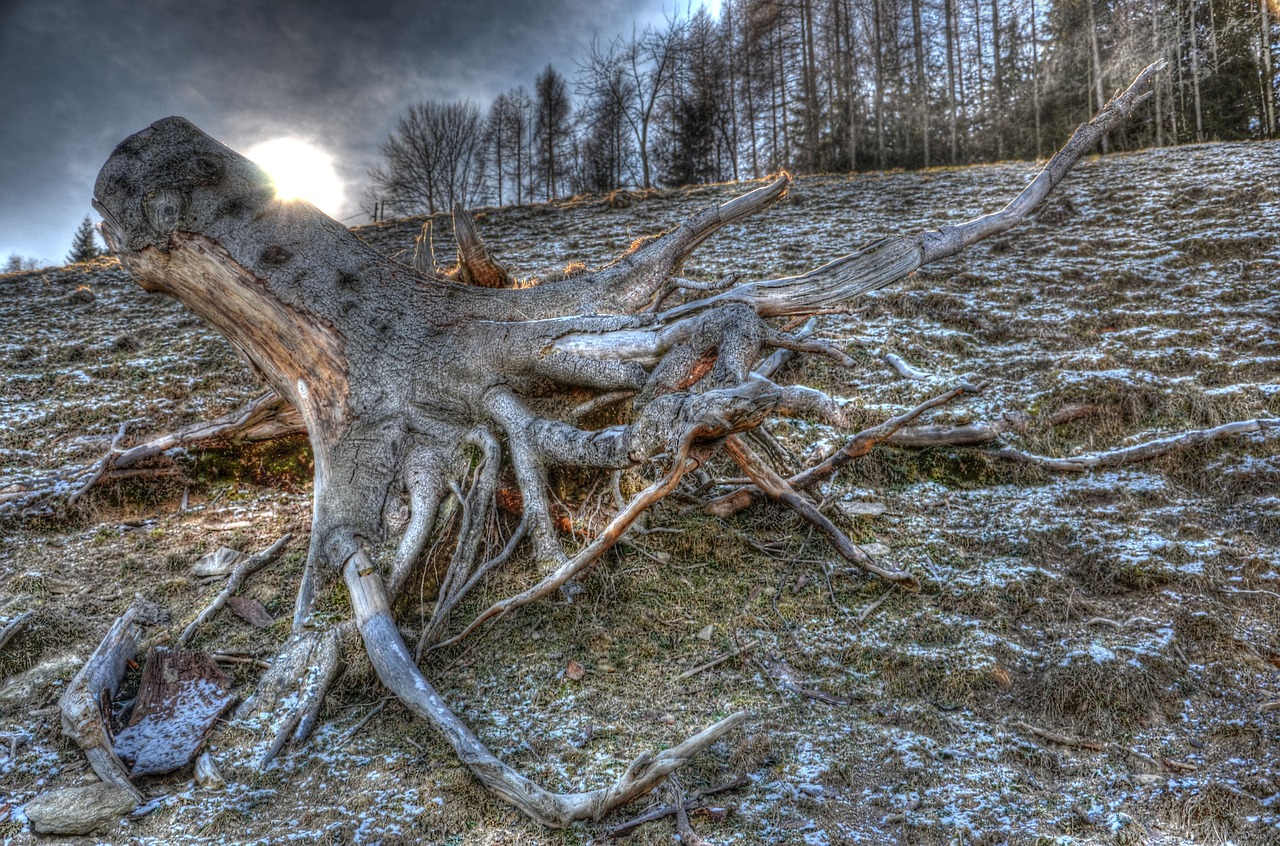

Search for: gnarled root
xmin=80 ymin=64 xmax=1170 ymax=829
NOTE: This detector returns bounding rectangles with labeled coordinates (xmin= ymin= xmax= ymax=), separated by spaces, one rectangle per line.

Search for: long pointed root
xmin=343 ymin=551 xmax=745 ymax=827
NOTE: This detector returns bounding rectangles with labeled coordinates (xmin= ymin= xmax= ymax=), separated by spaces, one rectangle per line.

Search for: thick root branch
xmin=343 ymin=551 xmax=746 ymax=827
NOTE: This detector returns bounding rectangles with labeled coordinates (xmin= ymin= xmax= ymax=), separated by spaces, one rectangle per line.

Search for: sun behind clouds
xmin=245 ymin=138 xmax=345 ymax=217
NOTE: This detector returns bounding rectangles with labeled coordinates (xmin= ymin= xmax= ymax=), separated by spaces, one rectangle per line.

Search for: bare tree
xmin=369 ymin=100 xmax=486 ymax=216
xmin=588 ymin=21 xmax=683 ymax=189
xmin=533 ymin=65 xmax=573 ymax=200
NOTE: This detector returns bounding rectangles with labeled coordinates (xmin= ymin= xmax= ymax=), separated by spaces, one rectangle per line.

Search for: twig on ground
xmin=1222 ymin=587 xmax=1280 ymax=600
xmin=667 ymin=777 xmax=711 ymax=846
xmin=210 ymin=652 xmax=271 ymax=669
xmin=882 ymin=352 xmax=931 ymax=380
xmin=1012 ymin=719 xmax=1105 ymax=752
xmin=855 ymin=586 xmax=897 ymax=624
xmin=177 ymin=534 xmax=292 ymax=647
xmin=1084 ymin=616 xmax=1157 ymax=630
xmin=68 ymin=423 xmax=127 ymax=506
xmin=600 ymin=777 xmax=748 ymax=840
xmin=674 ymin=639 xmax=760 ymax=682
xmin=0 ymin=610 xmax=34 ymax=654
xmin=339 ymin=697 xmax=395 ymax=748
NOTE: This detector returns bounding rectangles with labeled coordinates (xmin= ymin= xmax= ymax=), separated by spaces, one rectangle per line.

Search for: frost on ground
xmin=1 ymin=141 xmax=1278 ymax=844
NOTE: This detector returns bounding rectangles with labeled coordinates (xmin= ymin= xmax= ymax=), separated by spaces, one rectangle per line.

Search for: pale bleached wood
xmin=58 ymin=606 xmax=144 ymax=802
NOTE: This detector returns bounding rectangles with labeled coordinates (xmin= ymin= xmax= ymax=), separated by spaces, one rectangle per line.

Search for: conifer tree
xmin=67 ymin=215 xmax=103 ymax=264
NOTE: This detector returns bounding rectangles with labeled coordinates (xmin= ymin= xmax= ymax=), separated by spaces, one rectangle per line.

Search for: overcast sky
xmin=0 ymin=0 xmax=703 ymax=266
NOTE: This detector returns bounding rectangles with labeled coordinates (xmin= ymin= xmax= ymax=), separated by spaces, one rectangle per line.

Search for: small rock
xmin=859 ymin=542 xmax=892 ymax=557
xmin=194 ymin=751 xmax=226 ymax=790
xmin=23 ymin=782 xmax=135 ymax=835
xmin=696 ymin=624 xmax=714 ymax=641
xmin=835 ymin=501 xmax=887 ymax=519
xmin=191 ymin=547 xmax=246 ymax=578
xmin=226 ymin=596 xmax=274 ymax=628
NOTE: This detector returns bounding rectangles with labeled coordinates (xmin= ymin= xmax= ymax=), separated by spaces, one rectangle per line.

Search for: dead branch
xmin=599 ymin=776 xmax=748 ymax=840
xmin=989 ymin=417 xmax=1280 ymax=471
xmin=706 ymin=385 xmax=979 ymax=517
xmin=177 ymin=534 xmax=292 ymax=647
xmin=674 ymin=639 xmax=760 ymax=682
xmin=1012 ymin=719 xmax=1105 ymax=752
xmin=0 ymin=610 xmax=34 ymax=654
xmin=666 ymin=777 xmax=711 ymax=846
xmin=724 ymin=435 xmax=917 ymax=587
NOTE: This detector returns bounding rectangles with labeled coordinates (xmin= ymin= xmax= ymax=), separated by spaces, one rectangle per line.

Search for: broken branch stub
xmin=88 ymin=64 xmax=1161 ymax=826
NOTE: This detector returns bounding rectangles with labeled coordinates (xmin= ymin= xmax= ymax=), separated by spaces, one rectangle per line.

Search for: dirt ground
xmin=2 ymin=141 xmax=1278 ymax=845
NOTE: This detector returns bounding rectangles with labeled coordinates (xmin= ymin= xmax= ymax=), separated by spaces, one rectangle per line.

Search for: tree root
xmin=63 ymin=64 xmax=1175 ymax=828
xmin=343 ymin=548 xmax=748 ymax=828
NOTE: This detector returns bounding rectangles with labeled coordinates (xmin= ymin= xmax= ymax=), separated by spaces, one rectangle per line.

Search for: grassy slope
xmin=2 ymin=141 xmax=1278 ymax=845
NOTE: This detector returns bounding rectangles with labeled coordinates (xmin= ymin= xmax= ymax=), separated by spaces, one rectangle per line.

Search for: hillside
xmin=2 ymin=141 xmax=1278 ymax=845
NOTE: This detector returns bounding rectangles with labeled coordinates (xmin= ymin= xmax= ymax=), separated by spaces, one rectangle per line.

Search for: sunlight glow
xmin=246 ymin=138 xmax=345 ymax=216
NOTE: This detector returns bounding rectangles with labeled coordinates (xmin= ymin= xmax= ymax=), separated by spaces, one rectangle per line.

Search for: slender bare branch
xmin=177 ymin=534 xmax=292 ymax=648
xmin=724 ymin=436 xmax=918 ymax=587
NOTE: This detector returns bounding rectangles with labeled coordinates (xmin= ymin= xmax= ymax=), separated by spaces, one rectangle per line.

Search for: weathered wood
xmin=112 ymin=647 xmax=236 ymax=776
xmin=0 ymin=610 xmax=33 ymax=655
xmin=58 ymin=606 xmax=144 ymax=801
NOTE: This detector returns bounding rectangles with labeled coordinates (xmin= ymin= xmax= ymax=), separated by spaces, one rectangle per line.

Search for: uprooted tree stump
xmin=55 ymin=63 xmax=1203 ymax=827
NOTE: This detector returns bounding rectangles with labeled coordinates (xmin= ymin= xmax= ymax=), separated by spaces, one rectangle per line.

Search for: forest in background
xmin=367 ymin=0 xmax=1279 ymax=217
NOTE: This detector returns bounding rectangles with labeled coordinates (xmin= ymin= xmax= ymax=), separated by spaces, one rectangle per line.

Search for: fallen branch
xmin=724 ymin=435 xmax=917 ymax=587
xmin=1012 ymin=719 xmax=1105 ymax=752
xmin=0 ymin=610 xmax=34 ymax=654
xmin=176 ymin=534 xmax=292 ymax=648
xmin=674 ymin=639 xmax=759 ymax=682
xmin=706 ymin=385 xmax=979 ymax=517
xmin=600 ymin=776 xmax=749 ymax=839
xmin=667 ymin=777 xmax=711 ymax=846
xmin=989 ymin=418 xmax=1279 ymax=471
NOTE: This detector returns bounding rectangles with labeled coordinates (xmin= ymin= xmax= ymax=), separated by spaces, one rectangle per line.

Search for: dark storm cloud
xmin=0 ymin=0 xmax=675 ymax=264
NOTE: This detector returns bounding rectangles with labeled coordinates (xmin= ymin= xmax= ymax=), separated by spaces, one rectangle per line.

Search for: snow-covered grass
xmin=2 ymin=141 xmax=1278 ymax=844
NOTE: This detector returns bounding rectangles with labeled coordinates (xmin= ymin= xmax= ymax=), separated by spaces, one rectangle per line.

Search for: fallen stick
xmin=0 ymin=610 xmax=34 ymax=654
xmin=177 ymin=534 xmax=291 ymax=648
xmin=1012 ymin=719 xmax=1105 ymax=752
xmin=991 ymin=418 xmax=1280 ymax=472
xmin=667 ymin=777 xmax=711 ymax=846
xmin=674 ymin=639 xmax=759 ymax=682
xmin=68 ymin=423 xmax=127 ymax=507
xmin=855 ymin=586 xmax=897 ymax=623
xmin=600 ymin=776 xmax=749 ymax=840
